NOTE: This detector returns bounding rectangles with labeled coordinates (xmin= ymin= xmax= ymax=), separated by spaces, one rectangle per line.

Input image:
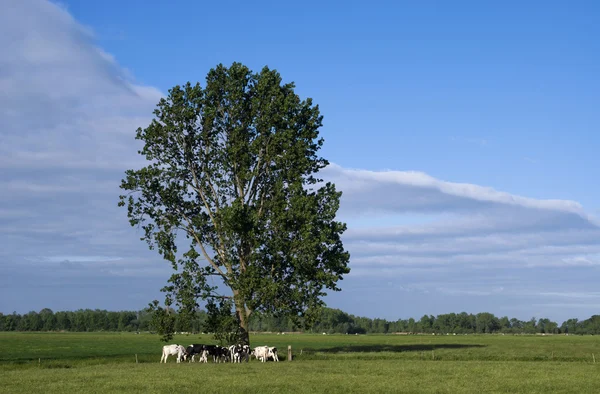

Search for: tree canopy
xmin=118 ymin=62 xmax=350 ymax=344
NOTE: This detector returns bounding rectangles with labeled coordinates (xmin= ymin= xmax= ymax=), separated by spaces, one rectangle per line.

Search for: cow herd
xmin=160 ymin=343 xmax=280 ymax=364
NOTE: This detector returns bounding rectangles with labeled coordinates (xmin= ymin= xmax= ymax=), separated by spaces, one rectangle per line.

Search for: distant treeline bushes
xmin=1 ymin=308 xmax=600 ymax=335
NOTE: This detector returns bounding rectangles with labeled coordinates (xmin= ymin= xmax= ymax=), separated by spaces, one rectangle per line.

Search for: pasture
xmin=1 ymin=332 xmax=599 ymax=393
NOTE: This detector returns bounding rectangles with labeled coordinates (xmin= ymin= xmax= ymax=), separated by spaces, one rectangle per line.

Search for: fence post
xmin=287 ymin=345 xmax=292 ymax=361
xmin=135 ymin=354 xmax=139 ymax=364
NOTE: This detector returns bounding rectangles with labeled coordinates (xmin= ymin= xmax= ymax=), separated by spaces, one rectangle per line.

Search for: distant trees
xmin=0 ymin=309 xmax=152 ymax=332
xmin=2 ymin=308 xmax=600 ymax=335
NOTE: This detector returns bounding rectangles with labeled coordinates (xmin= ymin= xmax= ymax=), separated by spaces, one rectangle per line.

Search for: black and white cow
xmin=185 ymin=344 xmax=206 ymax=362
xmin=202 ymin=345 xmax=229 ymax=363
xmin=267 ymin=346 xmax=279 ymax=362
xmin=228 ymin=345 xmax=237 ymax=363
xmin=198 ymin=349 xmax=209 ymax=363
xmin=229 ymin=344 xmax=251 ymax=363
xmin=220 ymin=346 xmax=231 ymax=363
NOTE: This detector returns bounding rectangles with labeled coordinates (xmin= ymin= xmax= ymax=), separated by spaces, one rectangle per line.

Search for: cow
xmin=251 ymin=346 xmax=279 ymax=362
xmin=203 ymin=345 xmax=229 ymax=363
xmin=228 ymin=345 xmax=238 ymax=363
xmin=251 ymin=346 xmax=272 ymax=362
xmin=185 ymin=344 xmax=205 ymax=362
xmin=198 ymin=349 xmax=208 ymax=363
xmin=242 ymin=344 xmax=251 ymax=362
xmin=220 ymin=346 xmax=231 ymax=363
xmin=268 ymin=346 xmax=279 ymax=362
xmin=229 ymin=344 xmax=251 ymax=363
xmin=160 ymin=344 xmax=187 ymax=363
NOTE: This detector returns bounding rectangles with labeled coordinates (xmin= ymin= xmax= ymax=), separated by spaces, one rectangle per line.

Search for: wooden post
xmin=287 ymin=345 xmax=292 ymax=362
xmin=135 ymin=354 xmax=138 ymax=364
xmin=38 ymin=358 xmax=41 ymax=366
xmin=593 ymin=354 xmax=596 ymax=363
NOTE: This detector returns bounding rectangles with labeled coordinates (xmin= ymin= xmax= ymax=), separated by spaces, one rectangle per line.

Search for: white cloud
xmin=318 ymin=164 xmax=600 ymax=275
xmin=0 ymin=0 xmax=160 ymax=171
xmin=528 ymin=303 xmax=600 ymax=309
xmin=32 ymin=256 xmax=123 ymax=263
xmin=0 ymin=0 xmax=162 ymax=283
xmin=536 ymin=291 xmax=600 ymax=299
xmin=436 ymin=287 xmax=505 ymax=296
xmin=1 ymin=1 xmax=599 ymax=322
xmin=324 ymin=163 xmax=588 ymax=216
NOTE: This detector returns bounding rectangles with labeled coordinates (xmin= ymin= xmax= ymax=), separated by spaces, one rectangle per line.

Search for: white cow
xmin=252 ymin=346 xmax=277 ymax=362
xmin=160 ymin=344 xmax=187 ymax=363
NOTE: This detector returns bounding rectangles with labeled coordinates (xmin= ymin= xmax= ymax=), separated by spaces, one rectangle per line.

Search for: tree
xmin=147 ymin=301 xmax=176 ymax=341
xmin=510 ymin=318 xmax=523 ymax=333
xmin=39 ymin=308 xmax=56 ymax=331
xmin=55 ymin=311 xmax=71 ymax=331
xmin=119 ymin=62 xmax=351 ymax=345
xmin=476 ymin=312 xmax=499 ymax=333
xmin=561 ymin=318 xmax=579 ymax=334
xmin=498 ymin=316 xmax=511 ymax=332
xmin=523 ymin=317 xmax=537 ymax=334
xmin=419 ymin=315 xmax=433 ymax=332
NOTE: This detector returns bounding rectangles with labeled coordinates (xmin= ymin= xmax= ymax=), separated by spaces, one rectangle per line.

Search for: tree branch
xmin=245 ymin=153 xmax=262 ymax=205
xmin=202 ymin=143 xmax=221 ymax=208
xmin=235 ymin=170 xmax=245 ymax=203
xmin=187 ymin=157 xmax=229 ymax=264
xmin=176 ymin=208 xmax=227 ymax=279
xmin=204 ymin=294 xmax=233 ymax=300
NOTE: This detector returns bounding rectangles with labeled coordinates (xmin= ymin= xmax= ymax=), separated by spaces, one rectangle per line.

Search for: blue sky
xmin=1 ymin=0 xmax=599 ymax=323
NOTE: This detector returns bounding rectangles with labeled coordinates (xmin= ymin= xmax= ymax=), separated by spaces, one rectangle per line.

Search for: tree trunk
xmin=233 ymin=291 xmax=250 ymax=346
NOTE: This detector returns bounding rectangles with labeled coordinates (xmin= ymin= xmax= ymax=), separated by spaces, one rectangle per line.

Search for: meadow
xmin=1 ymin=332 xmax=599 ymax=393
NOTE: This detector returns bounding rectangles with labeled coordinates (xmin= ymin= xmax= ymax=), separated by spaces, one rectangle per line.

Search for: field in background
xmin=1 ymin=332 xmax=599 ymax=393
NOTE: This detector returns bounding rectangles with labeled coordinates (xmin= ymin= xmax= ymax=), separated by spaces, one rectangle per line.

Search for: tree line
xmin=2 ymin=307 xmax=600 ymax=335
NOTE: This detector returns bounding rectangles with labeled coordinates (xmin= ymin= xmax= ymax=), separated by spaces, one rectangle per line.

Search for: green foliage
xmin=118 ymin=62 xmax=350 ymax=343
xmin=203 ymin=299 xmax=241 ymax=346
xmin=146 ymin=301 xmax=175 ymax=342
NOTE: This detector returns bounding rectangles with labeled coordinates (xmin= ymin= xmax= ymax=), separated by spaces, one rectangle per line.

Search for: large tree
xmin=118 ymin=62 xmax=350 ymax=344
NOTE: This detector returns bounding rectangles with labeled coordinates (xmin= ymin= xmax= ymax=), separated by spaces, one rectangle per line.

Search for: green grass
xmin=1 ymin=332 xmax=599 ymax=393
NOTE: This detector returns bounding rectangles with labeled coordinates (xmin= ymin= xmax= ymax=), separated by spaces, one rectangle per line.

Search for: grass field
xmin=1 ymin=332 xmax=599 ymax=393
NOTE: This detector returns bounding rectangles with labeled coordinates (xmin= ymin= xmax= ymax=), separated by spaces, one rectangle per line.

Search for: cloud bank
xmin=0 ymin=0 xmax=169 ymax=312
xmin=1 ymin=0 xmax=599 ymax=322
xmin=322 ymin=164 xmax=599 ymax=271
xmin=321 ymin=165 xmax=600 ymax=321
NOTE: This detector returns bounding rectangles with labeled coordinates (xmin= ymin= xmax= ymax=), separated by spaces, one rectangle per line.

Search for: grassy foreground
xmin=1 ymin=332 xmax=599 ymax=393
